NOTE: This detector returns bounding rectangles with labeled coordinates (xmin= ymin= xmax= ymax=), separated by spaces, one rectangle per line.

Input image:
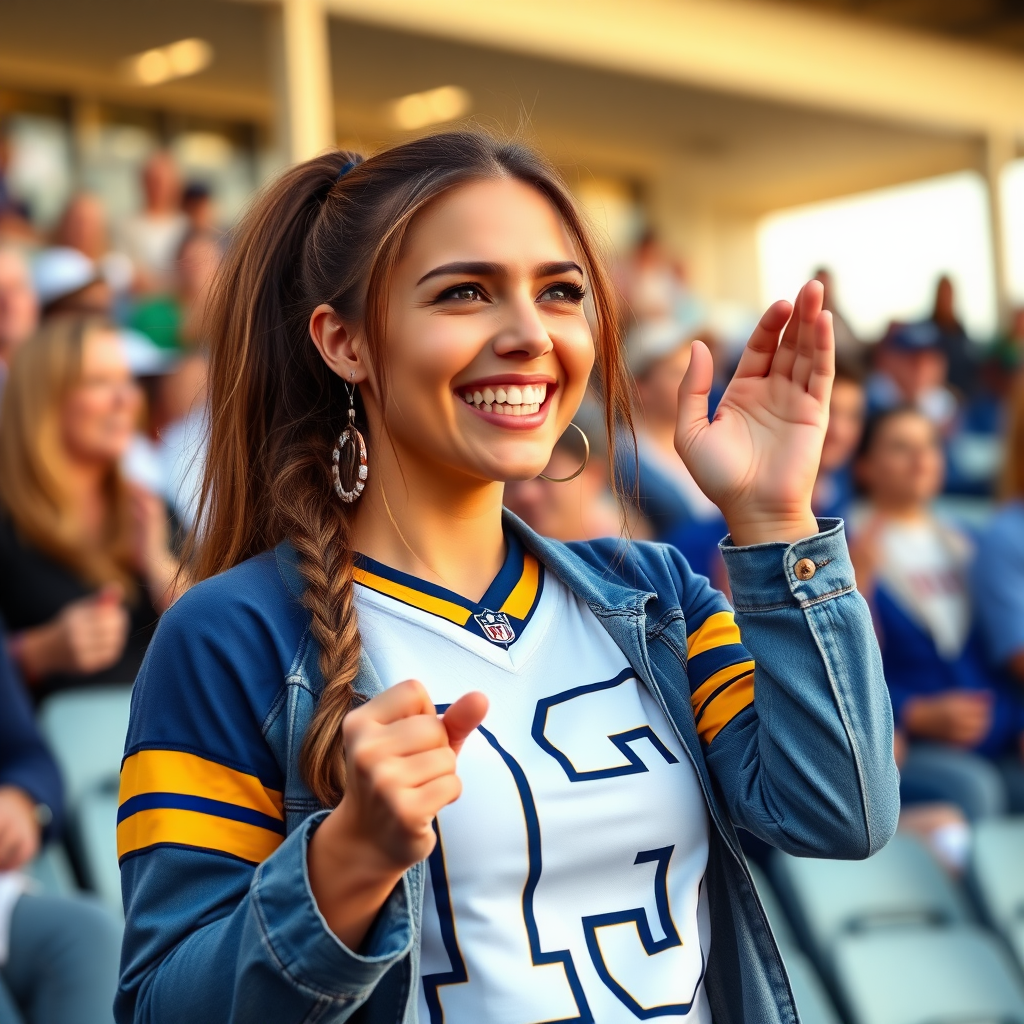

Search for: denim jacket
xmin=116 ymin=514 xmax=898 ymax=1024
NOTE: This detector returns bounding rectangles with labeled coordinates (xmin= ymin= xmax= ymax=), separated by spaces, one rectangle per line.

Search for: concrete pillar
xmin=268 ymin=0 xmax=335 ymax=165
xmin=985 ymin=132 xmax=1016 ymax=332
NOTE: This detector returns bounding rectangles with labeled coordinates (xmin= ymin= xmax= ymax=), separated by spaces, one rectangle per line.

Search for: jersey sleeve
xmin=116 ymin=557 xmax=414 ymax=1024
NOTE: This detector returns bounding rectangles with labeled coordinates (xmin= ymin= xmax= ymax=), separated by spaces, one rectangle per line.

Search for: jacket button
xmin=794 ymin=557 xmax=817 ymax=581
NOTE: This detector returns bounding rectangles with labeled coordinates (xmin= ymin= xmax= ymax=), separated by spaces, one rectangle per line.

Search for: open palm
xmin=674 ymin=280 xmax=834 ymax=545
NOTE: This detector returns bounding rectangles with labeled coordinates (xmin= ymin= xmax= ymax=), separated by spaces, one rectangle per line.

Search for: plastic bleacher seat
xmin=37 ymin=685 xmax=133 ymax=806
xmin=75 ymin=787 xmax=123 ymax=919
xmin=770 ymin=834 xmax=970 ymax=971
xmin=747 ymin=861 xmax=843 ymax=1024
xmin=833 ymin=925 xmax=1024 ymax=1024
xmin=970 ymin=816 xmax=1024 ymax=969
xmin=37 ymin=685 xmax=132 ymax=916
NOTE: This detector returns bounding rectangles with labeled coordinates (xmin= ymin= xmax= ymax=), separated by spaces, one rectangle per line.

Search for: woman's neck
xmin=639 ymin=412 xmax=677 ymax=455
xmin=872 ymin=499 xmax=931 ymax=525
xmin=351 ymin=448 xmax=506 ymax=603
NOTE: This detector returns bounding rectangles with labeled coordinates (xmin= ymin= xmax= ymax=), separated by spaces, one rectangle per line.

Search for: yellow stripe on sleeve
xmin=352 ymin=567 xmax=472 ymax=626
xmin=686 ymin=610 xmax=742 ymax=659
xmin=117 ymin=807 xmax=283 ymax=864
xmin=696 ymin=671 xmax=755 ymax=744
xmin=689 ymin=659 xmax=756 ymax=715
xmin=500 ymin=554 xmax=540 ymax=620
xmin=119 ymin=750 xmax=284 ymax=821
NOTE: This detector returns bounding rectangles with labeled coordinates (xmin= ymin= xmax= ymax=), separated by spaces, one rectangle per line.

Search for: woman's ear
xmin=309 ymin=304 xmax=369 ymax=383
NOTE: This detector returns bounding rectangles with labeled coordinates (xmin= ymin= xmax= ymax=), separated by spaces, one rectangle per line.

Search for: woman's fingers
xmin=361 ymin=678 xmax=437 ymax=727
xmin=807 ymin=310 xmax=835 ymax=404
xmin=442 ymin=691 xmax=489 ymax=754
xmin=732 ymin=300 xmax=792 ymax=379
xmin=772 ymin=281 xmax=823 ymax=383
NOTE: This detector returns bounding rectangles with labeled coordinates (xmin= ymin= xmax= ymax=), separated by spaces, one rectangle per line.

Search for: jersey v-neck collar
xmin=352 ymin=532 xmax=544 ymax=648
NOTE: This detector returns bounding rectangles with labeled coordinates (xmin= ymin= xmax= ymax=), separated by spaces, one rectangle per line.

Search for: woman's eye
xmin=539 ymin=281 xmax=586 ymax=303
xmin=440 ymin=284 xmax=486 ymax=302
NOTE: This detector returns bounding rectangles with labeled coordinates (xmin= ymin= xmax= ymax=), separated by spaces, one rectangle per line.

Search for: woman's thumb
xmin=675 ymin=339 xmax=713 ymax=449
xmin=442 ymin=692 xmax=489 ymax=754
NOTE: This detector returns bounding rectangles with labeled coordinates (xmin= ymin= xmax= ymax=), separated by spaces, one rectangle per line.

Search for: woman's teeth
xmin=462 ymin=382 xmax=547 ymax=415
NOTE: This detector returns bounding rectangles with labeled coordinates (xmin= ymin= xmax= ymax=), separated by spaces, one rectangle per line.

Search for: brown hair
xmin=0 ymin=315 xmax=137 ymax=593
xmin=188 ymin=130 xmax=632 ymax=806
xmin=1000 ymin=374 xmax=1024 ymax=500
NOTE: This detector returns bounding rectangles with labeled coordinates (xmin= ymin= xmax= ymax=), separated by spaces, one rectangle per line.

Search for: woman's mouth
xmin=460 ymin=382 xmax=548 ymax=416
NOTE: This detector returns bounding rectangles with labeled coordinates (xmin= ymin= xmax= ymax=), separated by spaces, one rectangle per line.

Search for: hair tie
xmin=336 ymin=159 xmax=358 ymax=180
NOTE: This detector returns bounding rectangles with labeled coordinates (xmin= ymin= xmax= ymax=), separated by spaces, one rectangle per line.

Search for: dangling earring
xmin=332 ymin=381 xmax=368 ymax=503
xmin=538 ymin=422 xmax=590 ymax=482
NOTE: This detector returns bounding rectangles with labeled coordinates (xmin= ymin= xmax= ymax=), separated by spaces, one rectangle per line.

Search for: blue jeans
xmin=0 ymin=893 xmax=121 ymax=1024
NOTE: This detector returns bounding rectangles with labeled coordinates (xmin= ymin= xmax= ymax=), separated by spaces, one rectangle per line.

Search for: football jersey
xmin=353 ymin=533 xmax=713 ymax=1023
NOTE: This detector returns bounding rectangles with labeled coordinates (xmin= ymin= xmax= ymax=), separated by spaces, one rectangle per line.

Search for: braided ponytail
xmin=188 ymin=131 xmax=630 ymax=807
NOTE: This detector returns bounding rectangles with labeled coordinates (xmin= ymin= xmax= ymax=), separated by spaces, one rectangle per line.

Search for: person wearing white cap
xmin=31 ymin=246 xmax=112 ymax=318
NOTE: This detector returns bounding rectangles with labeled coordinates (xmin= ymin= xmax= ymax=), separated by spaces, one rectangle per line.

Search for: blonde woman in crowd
xmin=0 ymin=316 xmax=177 ymax=702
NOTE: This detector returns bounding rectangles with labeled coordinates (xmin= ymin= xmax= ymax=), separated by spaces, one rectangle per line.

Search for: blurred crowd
xmin=1 ymin=152 xmax=1024 ymax=1020
xmin=0 ymin=149 xmax=219 ymax=1020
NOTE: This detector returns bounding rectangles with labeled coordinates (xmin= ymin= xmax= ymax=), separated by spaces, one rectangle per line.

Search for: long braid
xmin=274 ymin=443 xmax=363 ymax=807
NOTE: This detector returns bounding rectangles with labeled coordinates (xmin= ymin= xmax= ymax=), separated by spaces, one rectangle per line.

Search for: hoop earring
xmin=332 ymin=383 xmax=368 ymax=503
xmin=538 ymin=422 xmax=590 ymax=483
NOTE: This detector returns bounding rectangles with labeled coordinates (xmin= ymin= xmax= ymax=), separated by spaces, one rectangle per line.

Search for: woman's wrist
xmin=724 ymin=508 xmax=819 ymax=548
xmin=307 ymin=800 xmax=406 ymax=952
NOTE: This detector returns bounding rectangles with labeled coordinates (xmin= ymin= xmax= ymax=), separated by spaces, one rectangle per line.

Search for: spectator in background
xmin=504 ymin=411 xmax=625 ymax=542
xmin=182 ymin=181 xmax=217 ymax=235
xmin=117 ymin=151 xmax=188 ymax=295
xmin=0 ymin=134 xmax=34 ymax=243
xmin=852 ymin=406 xmax=1024 ymax=819
xmin=0 ymin=246 xmax=38 ymax=379
xmin=0 ymin=639 xmax=122 ymax=1024
xmin=973 ymin=376 xmax=1024 ymax=687
xmin=130 ymin=229 xmax=222 ymax=352
xmin=53 ymin=193 xmax=134 ymax=300
xmin=931 ymin=274 xmax=977 ymax=398
xmin=0 ymin=316 xmax=178 ymax=703
xmin=32 ymin=247 xmax=113 ymax=320
xmin=867 ymin=320 xmax=958 ymax=434
xmin=812 ymin=360 xmax=866 ymax=521
xmin=619 ymin=319 xmax=721 ymax=540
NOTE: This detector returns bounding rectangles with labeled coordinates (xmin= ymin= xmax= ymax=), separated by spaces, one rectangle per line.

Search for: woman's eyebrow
xmin=415 ymin=259 xmax=583 ymax=286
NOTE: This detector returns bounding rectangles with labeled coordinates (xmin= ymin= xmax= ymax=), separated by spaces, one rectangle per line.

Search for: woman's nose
xmin=491 ymin=295 xmax=553 ymax=360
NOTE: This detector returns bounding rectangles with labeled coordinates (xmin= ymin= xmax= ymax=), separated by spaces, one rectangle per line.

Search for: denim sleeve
xmin=119 ymin=814 xmax=413 ymax=1023
xmin=698 ymin=519 xmax=899 ymax=859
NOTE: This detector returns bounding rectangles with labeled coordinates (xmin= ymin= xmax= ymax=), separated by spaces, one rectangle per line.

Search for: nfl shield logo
xmin=474 ymin=609 xmax=516 ymax=645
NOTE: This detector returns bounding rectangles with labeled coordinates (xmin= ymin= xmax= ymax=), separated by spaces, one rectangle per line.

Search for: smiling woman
xmin=116 ymin=131 xmax=899 ymax=1024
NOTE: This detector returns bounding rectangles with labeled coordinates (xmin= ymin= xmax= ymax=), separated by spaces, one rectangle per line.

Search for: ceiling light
xmin=125 ymin=38 xmax=213 ymax=87
xmin=389 ymin=86 xmax=471 ymax=131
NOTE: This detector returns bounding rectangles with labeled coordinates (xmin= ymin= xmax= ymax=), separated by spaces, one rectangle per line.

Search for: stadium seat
xmin=24 ymin=842 xmax=78 ymax=896
xmin=75 ymin=787 xmax=123 ymax=918
xmin=37 ymin=685 xmax=132 ymax=806
xmin=833 ymin=925 xmax=1024 ymax=1024
xmin=37 ymin=686 xmax=132 ymax=915
xmin=970 ymin=816 xmax=1024 ymax=968
xmin=770 ymin=834 xmax=970 ymax=971
xmin=747 ymin=861 xmax=843 ymax=1024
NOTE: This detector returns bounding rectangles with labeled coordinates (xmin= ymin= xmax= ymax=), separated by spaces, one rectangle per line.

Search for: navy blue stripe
xmin=687 ymin=642 xmax=750 ymax=684
xmin=117 ymin=792 xmax=285 ymax=834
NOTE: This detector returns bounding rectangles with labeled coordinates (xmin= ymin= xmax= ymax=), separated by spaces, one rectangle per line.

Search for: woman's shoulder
xmin=156 ymin=547 xmax=309 ymax=669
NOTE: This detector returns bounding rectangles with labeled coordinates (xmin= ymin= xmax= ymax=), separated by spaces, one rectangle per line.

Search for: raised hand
xmin=675 ymin=280 xmax=834 ymax=546
xmin=308 ymin=680 xmax=488 ymax=950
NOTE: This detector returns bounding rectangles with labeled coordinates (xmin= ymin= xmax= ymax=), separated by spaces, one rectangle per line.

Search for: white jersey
xmin=353 ymin=534 xmax=712 ymax=1023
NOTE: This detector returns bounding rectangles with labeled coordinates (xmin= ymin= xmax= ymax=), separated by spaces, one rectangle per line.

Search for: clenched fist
xmin=308 ymin=680 xmax=488 ymax=950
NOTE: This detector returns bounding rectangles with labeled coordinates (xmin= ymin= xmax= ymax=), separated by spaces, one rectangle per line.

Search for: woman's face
xmin=360 ymin=177 xmax=596 ymax=487
xmin=61 ymin=330 xmax=140 ymax=466
xmin=859 ymin=411 xmax=944 ymax=508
